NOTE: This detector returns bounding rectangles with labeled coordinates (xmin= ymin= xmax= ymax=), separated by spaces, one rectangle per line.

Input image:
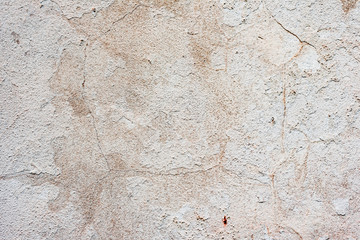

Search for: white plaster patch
xmin=333 ymin=198 xmax=349 ymax=216
xmin=220 ymin=0 xmax=246 ymax=27
xmin=295 ymin=45 xmax=320 ymax=71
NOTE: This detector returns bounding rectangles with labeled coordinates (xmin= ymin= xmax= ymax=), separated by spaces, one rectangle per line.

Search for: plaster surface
xmin=1 ymin=0 xmax=360 ymax=239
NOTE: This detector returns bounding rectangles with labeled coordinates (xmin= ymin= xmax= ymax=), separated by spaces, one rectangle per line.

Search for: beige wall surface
xmin=1 ymin=0 xmax=359 ymax=239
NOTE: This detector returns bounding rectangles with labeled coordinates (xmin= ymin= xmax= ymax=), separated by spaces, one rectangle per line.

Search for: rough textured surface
xmin=1 ymin=0 xmax=360 ymax=239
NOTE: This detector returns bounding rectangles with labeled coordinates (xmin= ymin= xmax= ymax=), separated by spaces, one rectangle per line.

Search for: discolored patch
xmin=188 ymin=2 xmax=224 ymax=76
xmin=148 ymin=0 xmax=180 ymax=11
xmin=68 ymin=92 xmax=90 ymax=117
xmin=341 ymin=0 xmax=358 ymax=12
xmin=48 ymin=133 xmax=110 ymax=231
xmin=106 ymin=153 xmax=126 ymax=170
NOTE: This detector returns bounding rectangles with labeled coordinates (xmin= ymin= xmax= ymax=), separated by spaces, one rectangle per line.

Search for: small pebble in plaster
xmin=270 ymin=117 xmax=275 ymax=125
xmin=11 ymin=32 xmax=20 ymax=44
xmin=223 ymin=216 xmax=227 ymax=226
xmin=91 ymin=8 xmax=97 ymax=17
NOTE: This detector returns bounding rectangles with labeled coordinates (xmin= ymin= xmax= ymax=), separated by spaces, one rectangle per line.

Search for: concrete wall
xmin=1 ymin=0 xmax=359 ymax=239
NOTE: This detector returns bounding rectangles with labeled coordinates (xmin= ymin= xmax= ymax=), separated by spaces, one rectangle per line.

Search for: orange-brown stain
xmin=341 ymin=0 xmax=358 ymax=13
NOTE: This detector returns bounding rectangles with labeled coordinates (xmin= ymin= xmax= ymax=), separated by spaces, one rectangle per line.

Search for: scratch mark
xmin=218 ymin=135 xmax=230 ymax=163
xmin=275 ymin=224 xmax=304 ymax=240
xmin=281 ymin=81 xmax=286 ymax=153
xmin=0 ymin=170 xmax=59 ymax=180
xmin=104 ymin=4 xmax=147 ymax=34
xmin=67 ymin=0 xmax=117 ymax=20
xmin=112 ymin=4 xmax=143 ymax=25
xmin=0 ymin=110 xmax=28 ymax=139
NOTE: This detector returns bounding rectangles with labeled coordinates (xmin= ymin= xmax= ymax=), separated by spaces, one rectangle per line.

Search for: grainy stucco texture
xmin=1 ymin=0 xmax=360 ymax=239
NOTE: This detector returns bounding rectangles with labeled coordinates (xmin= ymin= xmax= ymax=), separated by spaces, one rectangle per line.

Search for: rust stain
xmin=223 ymin=215 xmax=227 ymax=226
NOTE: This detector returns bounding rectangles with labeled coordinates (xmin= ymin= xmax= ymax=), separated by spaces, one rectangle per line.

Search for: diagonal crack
xmin=262 ymin=1 xmax=314 ymax=48
xmin=271 ymin=16 xmax=315 ymax=49
xmin=262 ymin=2 xmax=317 ymax=67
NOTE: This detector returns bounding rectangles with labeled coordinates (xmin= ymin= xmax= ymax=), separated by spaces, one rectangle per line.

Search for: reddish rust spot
xmin=223 ymin=215 xmax=227 ymax=225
